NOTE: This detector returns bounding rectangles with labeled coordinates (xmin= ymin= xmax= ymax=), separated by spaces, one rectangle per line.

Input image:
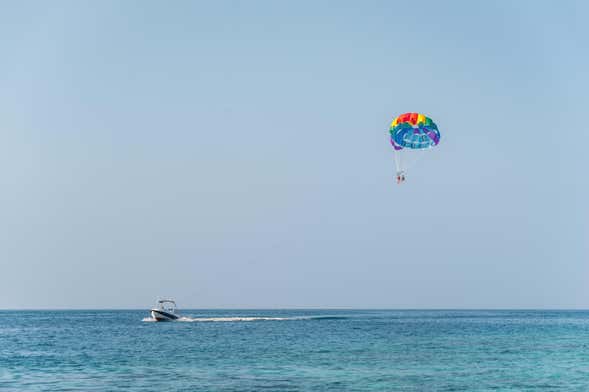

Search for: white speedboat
xmin=150 ymin=299 xmax=180 ymax=321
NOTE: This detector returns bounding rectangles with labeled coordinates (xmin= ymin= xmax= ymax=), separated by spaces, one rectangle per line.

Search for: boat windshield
xmin=157 ymin=300 xmax=176 ymax=313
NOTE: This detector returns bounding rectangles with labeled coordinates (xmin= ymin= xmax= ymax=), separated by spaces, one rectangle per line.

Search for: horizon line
xmin=2 ymin=307 xmax=589 ymax=311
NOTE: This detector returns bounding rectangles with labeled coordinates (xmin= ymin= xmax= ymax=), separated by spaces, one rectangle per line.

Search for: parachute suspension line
xmin=393 ymin=148 xmax=402 ymax=174
xmin=402 ymin=149 xmax=427 ymax=171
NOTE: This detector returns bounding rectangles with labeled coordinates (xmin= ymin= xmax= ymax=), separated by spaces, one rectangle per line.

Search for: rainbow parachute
xmin=389 ymin=112 xmax=440 ymax=183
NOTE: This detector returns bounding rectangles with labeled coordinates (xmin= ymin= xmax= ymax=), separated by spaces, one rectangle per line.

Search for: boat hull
xmin=151 ymin=309 xmax=179 ymax=321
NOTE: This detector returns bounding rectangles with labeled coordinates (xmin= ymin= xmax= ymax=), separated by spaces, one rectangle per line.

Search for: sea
xmin=2 ymin=309 xmax=589 ymax=391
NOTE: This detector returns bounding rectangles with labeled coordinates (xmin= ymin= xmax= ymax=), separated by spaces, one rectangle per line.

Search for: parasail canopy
xmin=388 ymin=112 xmax=441 ymax=183
xmin=389 ymin=112 xmax=440 ymax=150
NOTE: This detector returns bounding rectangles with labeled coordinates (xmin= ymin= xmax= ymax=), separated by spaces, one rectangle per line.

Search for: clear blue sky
xmin=1 ymin=1 xmax=587 ymax=309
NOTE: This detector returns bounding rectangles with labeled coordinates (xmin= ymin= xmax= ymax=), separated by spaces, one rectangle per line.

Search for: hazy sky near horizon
xmin=1 ymin=1 xmax=587 ymax=309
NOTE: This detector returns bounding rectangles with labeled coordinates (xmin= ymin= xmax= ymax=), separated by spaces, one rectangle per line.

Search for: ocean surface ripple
xmin=2 ymin=309 xmax=589 ymax=391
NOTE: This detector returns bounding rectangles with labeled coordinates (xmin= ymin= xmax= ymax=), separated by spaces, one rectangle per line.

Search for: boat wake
xmin=142 ymin=317 xmax=157 ymax=322
xmin=179 ymin=316 xmax=299 ymax=322
xmin=142 ymin=315 xmax=346 ymax=322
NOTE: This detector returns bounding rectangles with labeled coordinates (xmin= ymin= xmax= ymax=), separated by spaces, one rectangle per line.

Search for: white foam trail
xmin=177 ymin=316 xmax=306 ymax=322
xmin=142 ymin=315 xmax=343 ymax=322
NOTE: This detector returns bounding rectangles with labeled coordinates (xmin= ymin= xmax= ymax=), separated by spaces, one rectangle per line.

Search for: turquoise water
xmin=2 ymin=310 xmax=589 ymax=391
